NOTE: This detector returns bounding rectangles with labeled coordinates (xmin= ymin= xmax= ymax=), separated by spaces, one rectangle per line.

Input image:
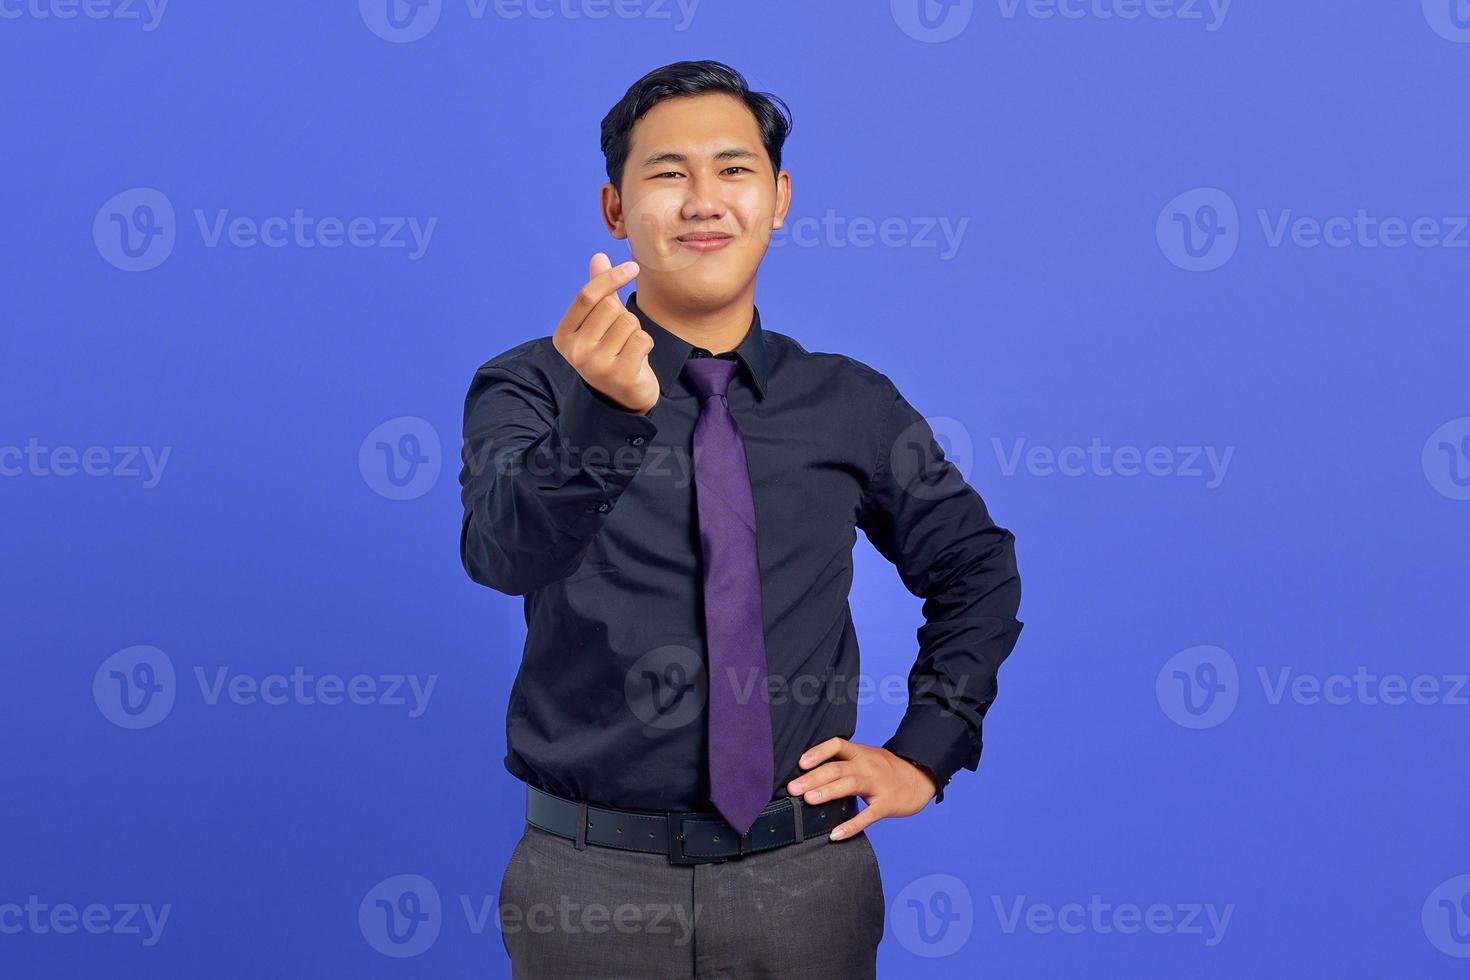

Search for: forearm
xmin=458 ymin=365 xmax=655 ymax=595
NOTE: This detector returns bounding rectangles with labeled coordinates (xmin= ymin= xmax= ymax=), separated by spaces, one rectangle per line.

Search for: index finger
xmin=556 ymin=259 xmax=639 ymax=339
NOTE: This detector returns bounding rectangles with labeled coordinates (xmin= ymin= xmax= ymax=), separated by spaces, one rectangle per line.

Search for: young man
xmin=459 ymin=60 xmax=1023 ymax=978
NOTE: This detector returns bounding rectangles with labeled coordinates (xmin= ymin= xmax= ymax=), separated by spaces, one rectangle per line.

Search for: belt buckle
xmin=666 ymin=810 xmax=704 ymax=866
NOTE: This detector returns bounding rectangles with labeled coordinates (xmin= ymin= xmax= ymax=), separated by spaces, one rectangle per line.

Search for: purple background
xmin=3 ymin=1 xmax=1468 ymax=976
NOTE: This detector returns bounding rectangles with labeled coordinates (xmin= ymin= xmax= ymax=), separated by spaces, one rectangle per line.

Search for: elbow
xmin=460 ymin=516 xmax=532 ymax=596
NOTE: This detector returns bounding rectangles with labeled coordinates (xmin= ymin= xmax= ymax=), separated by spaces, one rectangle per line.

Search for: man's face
xmin=602 ymin=91 xmax=790 ymax=307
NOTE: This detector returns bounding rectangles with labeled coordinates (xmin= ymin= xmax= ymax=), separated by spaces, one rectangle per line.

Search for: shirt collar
xmin=626 ymin=291 xmax=770 ymax=400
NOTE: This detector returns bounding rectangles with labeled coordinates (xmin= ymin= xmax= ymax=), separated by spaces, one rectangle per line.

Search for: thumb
xmin=588 ymin=251 xmax=612 ymax=280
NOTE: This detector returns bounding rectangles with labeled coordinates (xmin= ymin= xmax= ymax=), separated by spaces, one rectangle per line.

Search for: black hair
xmin=600 ymin=60 xmax=792 ymax=193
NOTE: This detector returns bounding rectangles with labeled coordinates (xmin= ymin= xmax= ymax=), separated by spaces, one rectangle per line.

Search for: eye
xmin=724 ymin=167 xmax=749 ymax=175
xmin=655 ymin=171 xmax=684 ymax=179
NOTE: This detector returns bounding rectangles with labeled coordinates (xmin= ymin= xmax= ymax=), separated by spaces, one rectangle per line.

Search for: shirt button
xmin=597 ymin=502 xmax=610 ymax=513
xmin=629 ymin=435 xmax=645 ymax=447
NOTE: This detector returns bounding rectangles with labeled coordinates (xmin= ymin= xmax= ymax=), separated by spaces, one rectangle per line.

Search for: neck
xmin=634 ymin=281 xmax=756 ymax=355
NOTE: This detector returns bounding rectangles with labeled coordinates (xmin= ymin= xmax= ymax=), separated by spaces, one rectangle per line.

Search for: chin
xmin=669 ymin=272 xmax=746 ymax=310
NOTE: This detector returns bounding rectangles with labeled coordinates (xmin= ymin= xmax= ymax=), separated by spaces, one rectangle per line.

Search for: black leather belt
xmin=524 ymin=783 xmax=856 ymax=866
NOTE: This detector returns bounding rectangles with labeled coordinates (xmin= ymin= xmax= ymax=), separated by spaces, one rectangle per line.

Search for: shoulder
xmin=764 ymin=329 xmax=900 ymax=408
xmin=465 ymin=335 xmax=574 ymax=399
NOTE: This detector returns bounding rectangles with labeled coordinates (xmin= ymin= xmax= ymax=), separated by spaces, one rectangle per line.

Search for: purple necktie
xmin=682 ymin=356 xmax=774 ymax=838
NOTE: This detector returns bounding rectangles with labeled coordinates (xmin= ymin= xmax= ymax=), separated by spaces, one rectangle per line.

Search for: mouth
xmin=675 ymin=232 xmax=734 ymax=253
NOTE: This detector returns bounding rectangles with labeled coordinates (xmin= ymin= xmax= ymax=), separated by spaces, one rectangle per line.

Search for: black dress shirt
xmin=458 ymin=291 xmax=1023 ymax=812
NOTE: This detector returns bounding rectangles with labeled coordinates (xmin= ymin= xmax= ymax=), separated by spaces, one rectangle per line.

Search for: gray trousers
xmin=497 ymin=817 xmax=885 ymax=979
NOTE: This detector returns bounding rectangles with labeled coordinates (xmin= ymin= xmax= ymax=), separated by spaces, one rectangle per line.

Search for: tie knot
xmin=682 ymin=356 xmax=739 ymax=399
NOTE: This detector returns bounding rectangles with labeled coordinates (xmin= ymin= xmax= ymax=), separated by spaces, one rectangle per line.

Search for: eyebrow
xmin=639 ymin=148 xmax=760 ymax=168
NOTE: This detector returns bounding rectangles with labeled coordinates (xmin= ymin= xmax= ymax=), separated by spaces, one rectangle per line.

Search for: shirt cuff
xmin=882 ymin=703 xmax=982 ymax=805
xmin=558 ymin=375 xmax=657 ymax=464
xmin=551 ymin=377 xmax=658 ymax=531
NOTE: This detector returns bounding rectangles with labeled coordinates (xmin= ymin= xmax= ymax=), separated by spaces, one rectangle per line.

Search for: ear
xmin=772 ymin=170 xmax=792 ymax=232
xmin=600 ymin=183 xmax=627 ymax=239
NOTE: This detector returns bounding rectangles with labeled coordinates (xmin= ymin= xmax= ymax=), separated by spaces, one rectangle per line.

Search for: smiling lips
xmin=676 ymin=232 xmax=733 ymax=252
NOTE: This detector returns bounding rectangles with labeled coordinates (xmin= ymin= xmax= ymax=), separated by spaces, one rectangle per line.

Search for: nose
xmin=680 ymin=171 xmax=726 ymax=224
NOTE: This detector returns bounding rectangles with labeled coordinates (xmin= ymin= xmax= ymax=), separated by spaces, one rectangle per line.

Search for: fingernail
xmin=791 ymin=781 xmax=805 ymax=792
xmin=622 ymin=261 xmax=639 ymax=274
xmin=829 ymin=828 xmax=844 ymax=840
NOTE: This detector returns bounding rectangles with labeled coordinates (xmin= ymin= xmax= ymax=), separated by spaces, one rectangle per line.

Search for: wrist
xmin=897 ymin=754 xmax=938 ymax=792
